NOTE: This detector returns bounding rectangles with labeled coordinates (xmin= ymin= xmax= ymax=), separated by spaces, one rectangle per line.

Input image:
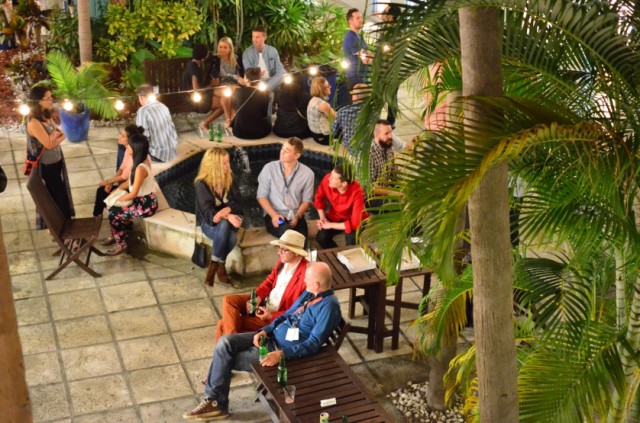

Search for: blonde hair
xmin=195 ymin=147 xmax=233 ymax=193
xmin=217 ymin=37 xmax=238 ymax=69
xmin=310 ymin=77 xmax=328 ymax=98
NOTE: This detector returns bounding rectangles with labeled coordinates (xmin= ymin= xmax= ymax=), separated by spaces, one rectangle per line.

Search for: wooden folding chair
xmin=27 ymin=170 xmax=104 ymax=280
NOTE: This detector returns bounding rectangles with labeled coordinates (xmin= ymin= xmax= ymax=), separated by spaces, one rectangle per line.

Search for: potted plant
xmin=45 ymin=50 xmax=118 ymax=142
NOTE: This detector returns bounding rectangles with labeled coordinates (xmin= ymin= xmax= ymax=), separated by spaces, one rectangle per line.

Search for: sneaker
xmin=183 ymin=398 xmax=229 ymax=420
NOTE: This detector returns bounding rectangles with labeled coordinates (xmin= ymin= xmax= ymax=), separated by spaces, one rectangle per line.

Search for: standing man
xmin=242 ymin=25 xmax=286 ymax=115
xmin=182 ymin=262 xmax=341 ymax=421
xmin=135 ymin=84 xmax=178 ymax=162
xmin=343 ymin=8 xmax=373 ymax=89
xmin=314 ymin=164 xmax=367 ymax=249
xmin=215 ymin=230 xmax=309 ymax=340
xmin=257 ymin=137 xmax=314 ymax=242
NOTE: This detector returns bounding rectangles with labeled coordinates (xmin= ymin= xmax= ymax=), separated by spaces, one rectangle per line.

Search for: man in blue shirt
xmin=343 ymin=8 xmax=373 ymax=89
xmin=183 ymin=262 xmax=341 ymax=421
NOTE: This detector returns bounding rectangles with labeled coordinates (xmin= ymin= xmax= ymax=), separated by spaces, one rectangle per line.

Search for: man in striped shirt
xmin=136 ymin=84 xmax=178 ymax=162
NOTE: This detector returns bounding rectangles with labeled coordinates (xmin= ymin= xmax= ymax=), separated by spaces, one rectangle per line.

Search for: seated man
xmin=257 ymin=137 xmax=314 ymax=243
xmin=183 ymin=261 xmax=341 ymax=421
xmin=314 ymin=164 xmax=367 ymax=249
xmin=367 ymin=119 xmax=398 ymax=212
xmin=215 ymin=230 xmax=309 ymax=340
xmin=135 ymin=84 xmax=179 ymax=162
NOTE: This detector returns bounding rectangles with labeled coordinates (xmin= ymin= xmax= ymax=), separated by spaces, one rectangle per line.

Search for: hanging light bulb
xmin=192 ymin=91 xmax=202 ymax=103
xmin=257 ymin=81 xmax=268 ymax=91
xmin=382 ymin=44 xmax=391 ymax=53
xmin=341 ymin=60 xmax=349 ymax=69
xmin=223 ymin=87 xmax=232 ymax=97
xmin=308 ymin=66 xmax=318 ymax=76
xmin=114 ymin=99 xmax=125 ymax=111
xmin=360 ymin=52 xmax=367 ymax=62
xmin=62 ymin=99 xmax=73 ymax=111
xmin=18 ymin=103 xmax=30 ymax=116
xmin=147 ymin=93 xmax=157 ymax=103
xmin=283 ymin=74 xmax=292 ymax=84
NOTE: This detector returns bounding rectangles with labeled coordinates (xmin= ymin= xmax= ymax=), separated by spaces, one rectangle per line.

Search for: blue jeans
xmin=204 ymin=332 xmax=260 ymax=408
xmin=201 ymin=220 xmax=238 ymax=262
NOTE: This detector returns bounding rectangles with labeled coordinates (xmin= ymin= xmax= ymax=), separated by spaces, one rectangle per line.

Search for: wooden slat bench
xmin=251 ymin=319 xmax=394 ymax=423
xmin=143 ymin=58 xmax=194 ymax=114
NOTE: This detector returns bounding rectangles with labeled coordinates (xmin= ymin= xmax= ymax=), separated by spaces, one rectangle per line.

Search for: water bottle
xmin=217 ymin=123 xmax=223 ymax=142
xmin=258 ymin=335 xmax=268 ymax=361
xmin=248 ymin=289 xmax=257 ymax=317
xmin=208 ymin=122 xmax=214 ymax=141
xmin=277 ymin=355 xmax=287 ymax=387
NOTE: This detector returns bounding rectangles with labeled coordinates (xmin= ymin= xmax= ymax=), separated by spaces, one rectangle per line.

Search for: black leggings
xmin=41 ymin=160 xmax=71 ymax=219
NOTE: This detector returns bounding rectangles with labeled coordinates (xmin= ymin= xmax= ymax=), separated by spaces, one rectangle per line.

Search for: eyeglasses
xmin=277 ymin=247 xmax=290 ymax=254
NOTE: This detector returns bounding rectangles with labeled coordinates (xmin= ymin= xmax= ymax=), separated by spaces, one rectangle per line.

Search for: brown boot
xmin=216 ymin=262 xmax=239 ymax=288
xmin=204 ymin=262 xmax=218 ymax=287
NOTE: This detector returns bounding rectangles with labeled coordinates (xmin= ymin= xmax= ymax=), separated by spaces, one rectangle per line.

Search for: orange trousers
xmin=215 ymin=294 xmax=271 ymax=340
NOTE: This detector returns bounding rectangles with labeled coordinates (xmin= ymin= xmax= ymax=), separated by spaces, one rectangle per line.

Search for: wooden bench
xmin=143 ymin=57 xmax=194 ymax=114
xmin=251 ymin=319 xmax=394 ymax=423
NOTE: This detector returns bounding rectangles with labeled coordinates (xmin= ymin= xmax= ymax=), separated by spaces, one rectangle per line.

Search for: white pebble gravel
xmin=387 ymin=380 xmax=465 ymax=423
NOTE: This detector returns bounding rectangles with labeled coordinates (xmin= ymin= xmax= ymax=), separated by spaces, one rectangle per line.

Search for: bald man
xmin=184 ymin=262 xmax=341 ymax=421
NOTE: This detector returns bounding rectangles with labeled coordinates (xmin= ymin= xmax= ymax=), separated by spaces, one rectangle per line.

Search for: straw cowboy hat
xmin=269 ymin=230 xmax=309 ymax=257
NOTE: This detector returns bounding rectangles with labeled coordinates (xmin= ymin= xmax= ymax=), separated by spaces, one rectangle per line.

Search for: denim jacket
xmin=242 ymin=45 xmax=285 ymax=92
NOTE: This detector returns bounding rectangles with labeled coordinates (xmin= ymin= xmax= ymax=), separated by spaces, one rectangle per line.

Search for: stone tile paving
xmin=2 ymin=92 xmax=433 ymax=422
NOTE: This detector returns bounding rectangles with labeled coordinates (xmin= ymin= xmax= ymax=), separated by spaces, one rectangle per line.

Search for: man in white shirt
xmin=135 ymin=84 xmax=179 ymax=162
xmin=215 ymin=230 xmax=309 ymax=340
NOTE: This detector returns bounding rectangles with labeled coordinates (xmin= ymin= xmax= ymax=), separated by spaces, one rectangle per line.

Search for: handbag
xmin=191 ymin=197 xmax=209 ymax=268
xmin=24 ymin=147 xmax=44 ymax=176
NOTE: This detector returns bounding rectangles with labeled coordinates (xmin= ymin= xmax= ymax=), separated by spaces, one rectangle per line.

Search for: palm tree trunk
xmin=615 ymin=250 xmax=626 ymax=327
xmin=77 ymin=0 xmax=92 ymax=63
xmin=0 ymin=223 xmax=32 ymax=421
xmin=460 ymin=6 xmax=519 ymax=422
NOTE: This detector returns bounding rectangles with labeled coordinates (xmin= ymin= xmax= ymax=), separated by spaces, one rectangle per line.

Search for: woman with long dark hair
xmin=273 ymin=73 xmax=312 ymax=139
xmin=195 ymin=147 xmax=243 ymax=287
xmin=104 ymin=133 xmax=158 ymax=255
xmin=26 ymin=86 xmax=74 ymax=229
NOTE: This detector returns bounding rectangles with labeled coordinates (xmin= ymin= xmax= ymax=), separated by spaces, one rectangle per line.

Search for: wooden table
xmin=251 ymin=347 xmax=392 ymax=423
xmin=317 ymin=247 xmax=387 ymax=352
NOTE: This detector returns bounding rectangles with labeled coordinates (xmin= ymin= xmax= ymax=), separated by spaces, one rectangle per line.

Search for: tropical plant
xmin=44 ymin=51 xmax=118 ymax=119
xmin=46 ymin=8 xmax=78 ymax=63
xmin=351 ymin=0 xmax=640 ymax=421
xmin=13 ymin=0 xmax=49 ymax=46
xmin=298 ymin=0 xmax=348 ymax=65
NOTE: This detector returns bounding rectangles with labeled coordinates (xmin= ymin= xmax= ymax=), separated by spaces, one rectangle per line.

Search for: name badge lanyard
xmin=280 ymin=163 xmax=300 ymax=211
xmin=289 ymin=295 xmax=324 ymax=328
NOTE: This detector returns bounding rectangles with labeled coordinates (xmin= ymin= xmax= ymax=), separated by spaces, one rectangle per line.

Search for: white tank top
xmin=130 ymin=163 xmax=155 ymax=196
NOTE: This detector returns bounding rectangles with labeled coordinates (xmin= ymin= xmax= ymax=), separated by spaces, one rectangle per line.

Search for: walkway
xmin=2 ymin=86 xmax=431 ymax=422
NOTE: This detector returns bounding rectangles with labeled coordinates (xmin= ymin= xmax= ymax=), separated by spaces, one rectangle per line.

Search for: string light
xmin=382 ymin=44 xmax=391 ymax=53
xmin=341 ymin=60 xmax=349 ymax=69
xmin=147 ymin=93 xmax=157 ymax=103
xmin=62 ymin=99 xmax=73 ymax=111
xmin=223 ymin=87 xmax=232 ymax=97
xmin=19 ymin=103 xmax=30 ymax=116
xmin=257 ymin=81 xmax=267 ymax=91
xmin=283 ymin=74 xmax=293 ymax=84
xmin=308 ymin=66 xmax=318 ymax=76
xmin=360 ymin=52 xmax=367 ymax=62
xmin=114 ymin=99 xmax=125 ymax=111
xmin=192 ymin=91 xmax=202 ymax=103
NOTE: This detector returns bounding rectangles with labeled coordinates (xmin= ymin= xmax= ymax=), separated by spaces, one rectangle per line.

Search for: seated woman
xmin=231 ymin=67 xmax=272 ymax=140
xmin=307 ymin=76 xmax=336 ymax=145
xmin=195 ymin=147 xmax=244 ymax=287
xmin=208 ymin=37 xmax=245 ymax=129
xmin=93 ymin=124 xmax=150 ymax=217
xmin=104 ymin=134 xmax=158 ymax=256
xmin=273 ymin=74 xmax=311 ymax=139
xmin=182 ymin=44 xmax=220 ymax=133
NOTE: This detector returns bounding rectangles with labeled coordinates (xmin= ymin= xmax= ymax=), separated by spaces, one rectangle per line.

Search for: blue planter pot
xmin=59 ymin=108 xmax=90 ymax=142
xmin=0 ymin=37 xmax=16 ymax=50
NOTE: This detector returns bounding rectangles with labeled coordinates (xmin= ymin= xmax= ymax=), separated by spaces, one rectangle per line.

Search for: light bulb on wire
xmin=382 ymin=44 xmax=391 ymax=53
xmin=223 ymin=87 xmax=232 ymax=97
xmin=114 ymin=99 xmax=125 ymax=111
xmin=147 ymin=93 xmax=157 ymax=103
xmin=283 ymin=74 xmax=292 ymax=84
xmin=62 ymin=99 xmax=73 ymax=111
xmin=308 ymin=66 xmax=318 ymax=76
xmin=257 ymin=81 xmax=267 ymax=91
xmin=18 ymin=103 xmax=30 ymax=116
xmin=341 ymin=60 xmax=349 ymax=69
xmin=192 ymin=91 xmax=202 ymax=103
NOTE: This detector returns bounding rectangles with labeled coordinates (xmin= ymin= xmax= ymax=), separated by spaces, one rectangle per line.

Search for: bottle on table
xmin=208 ymin=122 xmax=215 ymax=141
xmin=248 ymin=289 xmax=257 ymax=317
xmin=319 ymin=412 xmax=329 ymax=423
xmin=217 ymin=123 xmax=223 ymax=142
xmin=258 ymin=335 xmax=268 ymax=361
xmin=277 ymin=355 xmax=287 ymax=387
xmin=342 ymin=415 xmax=348 ymax=423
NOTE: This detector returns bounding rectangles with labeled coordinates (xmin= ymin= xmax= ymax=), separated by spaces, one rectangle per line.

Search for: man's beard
xmin=380 ymin=139 xmax=393 ymax=149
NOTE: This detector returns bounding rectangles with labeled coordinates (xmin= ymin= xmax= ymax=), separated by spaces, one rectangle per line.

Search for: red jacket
xmin=255 ymin=258 xmax=308 ymax=320
xmin=313 ymin=173 xmax=368 ymax=234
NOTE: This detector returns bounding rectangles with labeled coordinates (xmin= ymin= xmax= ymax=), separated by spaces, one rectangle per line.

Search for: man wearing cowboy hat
xmin=215 ymin=230 xmax=309 ymax=341
xmin=184 ymin=261 xmax=341 ymax=421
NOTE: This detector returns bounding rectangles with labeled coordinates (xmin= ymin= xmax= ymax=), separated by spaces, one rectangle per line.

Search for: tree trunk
xmin=78 ymin=0 xmax=92 ymax=63
xmin=0 ymin=222 xmax=32 ymax=422
xmin=460 ymin=7 xmax=519 ymax=422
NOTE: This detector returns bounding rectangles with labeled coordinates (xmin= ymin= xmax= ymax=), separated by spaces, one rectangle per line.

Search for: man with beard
xmin=368 ymin=119 xmax=396 ymax=210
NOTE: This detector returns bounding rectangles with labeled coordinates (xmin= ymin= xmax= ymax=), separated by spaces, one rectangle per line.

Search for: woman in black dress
xmin=231 ymin=68 xmax=271 ymax=140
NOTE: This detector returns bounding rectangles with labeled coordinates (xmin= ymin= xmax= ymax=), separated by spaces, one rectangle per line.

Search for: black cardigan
xmin=195 ymin=180 xmax=243 ymax=226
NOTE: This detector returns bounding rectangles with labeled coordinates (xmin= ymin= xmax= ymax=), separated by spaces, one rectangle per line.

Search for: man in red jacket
xmin=314 ymin=164 xmax=368 ymax=249
xmin=215 ymin=230 xmax=309 ymax=340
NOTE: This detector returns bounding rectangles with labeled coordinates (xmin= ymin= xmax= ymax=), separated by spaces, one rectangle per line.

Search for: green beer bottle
xmin=208 ymin=122 xmax=214 ymax=141
xmin=217 ymin=123 xmax=223 ymax=142
xmin=342 ymin=415 xmax=348 ymax=423
xmin=248 ymin=289 xmax=257 ymax=317
xmin=258 ymin=335 xmax=268 ymax=361
xmin=277 ymin=355 xmax=287 ymax=387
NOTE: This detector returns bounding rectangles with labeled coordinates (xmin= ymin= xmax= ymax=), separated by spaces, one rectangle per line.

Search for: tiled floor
xmin=3 ymin=89 xmax=431 ymax=422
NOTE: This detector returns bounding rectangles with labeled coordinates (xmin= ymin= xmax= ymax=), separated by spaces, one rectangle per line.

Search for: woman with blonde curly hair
xmin=307 ymin=76 xmax=336 ymax=145
xmin=195 ymin=147 xmax=244 ymax=287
